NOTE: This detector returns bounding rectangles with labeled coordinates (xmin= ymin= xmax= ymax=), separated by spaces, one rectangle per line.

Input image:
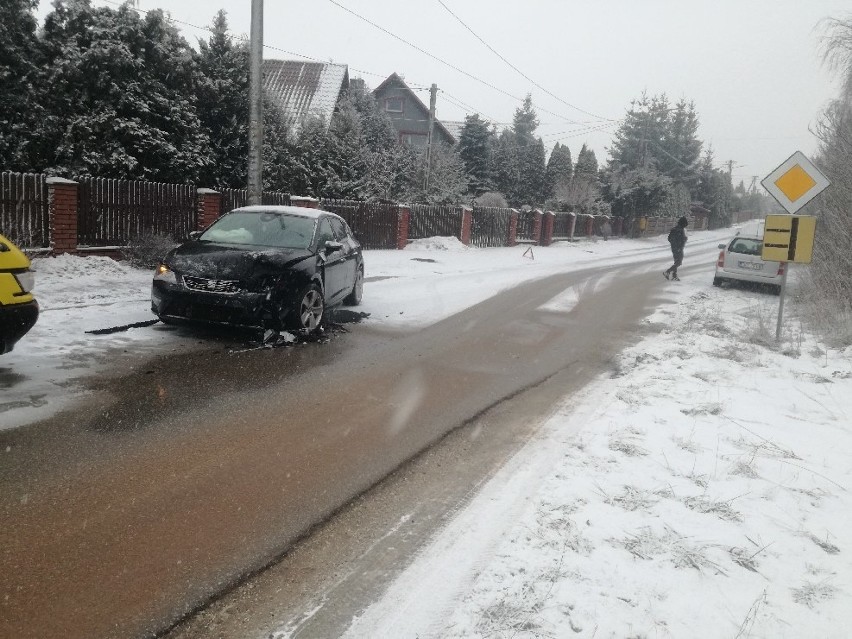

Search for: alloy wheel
xmin=300 ymin=289 xmax=324 ymax=330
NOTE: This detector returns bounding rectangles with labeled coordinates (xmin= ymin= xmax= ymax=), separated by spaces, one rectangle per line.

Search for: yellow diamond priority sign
xmin=761 ymin=151 xmax=830 ymax=214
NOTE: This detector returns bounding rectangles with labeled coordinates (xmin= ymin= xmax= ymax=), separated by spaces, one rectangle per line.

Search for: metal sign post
xmin=760 ymin=151 xmax=829 ymax=343
xmin=775 ymin=262 xmax=788 ymax=341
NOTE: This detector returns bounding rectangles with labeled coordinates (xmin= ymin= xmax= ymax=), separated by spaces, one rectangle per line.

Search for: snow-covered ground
xmin=339 ymin=264 xmax=852 ymax=638
xmin=4 ymin=229 xmax=851 ymax=636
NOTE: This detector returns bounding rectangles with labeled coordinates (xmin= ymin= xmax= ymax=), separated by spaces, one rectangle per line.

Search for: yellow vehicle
xmin=0 ymin=233 xmax=38 ymax=354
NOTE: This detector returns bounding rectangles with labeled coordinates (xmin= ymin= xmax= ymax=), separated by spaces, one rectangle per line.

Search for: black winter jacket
xmin=668 ymin=226 xmax=687 ymax=252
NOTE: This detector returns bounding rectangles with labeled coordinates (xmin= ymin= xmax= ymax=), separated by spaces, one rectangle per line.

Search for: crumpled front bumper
xmin=0 ymin=299 xmax=39 ymax=354
xmin=151 ymin=280 xmax=270 ymax=328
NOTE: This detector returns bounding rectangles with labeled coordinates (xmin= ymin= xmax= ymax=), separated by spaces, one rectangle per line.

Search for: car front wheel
xmin=344 ymin=266 xmax=363 ymax=306
xmin=290 ymin=283 xmax=325 ymax=332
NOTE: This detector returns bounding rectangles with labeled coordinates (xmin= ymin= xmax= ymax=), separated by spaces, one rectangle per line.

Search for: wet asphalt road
xmin=0 ymin=249 xmax=715 ymax=639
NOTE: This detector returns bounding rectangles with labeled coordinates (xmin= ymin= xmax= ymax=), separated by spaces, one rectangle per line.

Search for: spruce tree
xmin=39 ymin=0 xmax=210 ymax=182
xmin=575 ymin=143 xmax=599 ymax=178
xmin=195 ymin=10 xmax=251 ymax=188
xmin=323 ymin=99 xmax=364 ymax=198
xmin=496 ymin=94 xmax=546 ymax=206
xmin=491 ymin=129 xmax=519 ymax=204
xmin=458 ymin=114 xmax=493 ymax=196
xmin=545 ymin=143 xmax=572 ymax=195
xmin=0 ymin=0 xmax=42 ymax=171
xmin=512 ymin=94 xmax=539 ymax=142
xmin=347 ymin=78 xmax=397 ymax=153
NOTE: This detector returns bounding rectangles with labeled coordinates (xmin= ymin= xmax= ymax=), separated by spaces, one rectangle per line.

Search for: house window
xmin=400 ymin=133 xmax=427 ymax=146
xmin=385 ymin=97 xmax=404 ymax=113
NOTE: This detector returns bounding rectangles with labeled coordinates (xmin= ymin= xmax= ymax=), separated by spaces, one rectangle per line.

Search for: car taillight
xmin=717 ymin=251 xmax=725 ymax=267
xmin=778 ymin=262 xmax=786 ymax=276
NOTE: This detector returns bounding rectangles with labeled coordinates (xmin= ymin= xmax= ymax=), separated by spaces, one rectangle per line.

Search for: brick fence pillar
xmin=541 ymin=211 xmax=555 ymax=246
xmin=291 ymin=196 xmax=320 ymax=209
xmin=585 ymin=215 xmax=595 ymax=236
xmin=47 ymin=177 xmax=79 ymax=255
xmin=507 ymin=209 xmax=519 ymax=247
xmin=460 ymin=206 xmax=472 ymax=245
xmin=397 ymin=205 xmax=410 ymax=250
xmin=531 ymin=209 xmax=543 ymax=245
xmin=196 ymin=188 xmax=222 ymax=231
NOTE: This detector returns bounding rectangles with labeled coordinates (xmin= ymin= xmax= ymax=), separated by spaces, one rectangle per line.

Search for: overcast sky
xmin=37 ymin=0 xmax=851 ymax=185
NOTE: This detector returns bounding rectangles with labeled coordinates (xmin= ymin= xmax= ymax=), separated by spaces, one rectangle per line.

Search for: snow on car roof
xmin=228 ymin=205 xmax=341 ymax=221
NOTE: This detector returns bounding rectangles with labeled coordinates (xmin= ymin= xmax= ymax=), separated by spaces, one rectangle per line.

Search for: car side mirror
xmin=189 ymin=231 xmax=202 ymax=241
xmin=324 ymin=240 xmax=343 ymax=253
xmin=718 ymin=243 xmax=726 ymax=249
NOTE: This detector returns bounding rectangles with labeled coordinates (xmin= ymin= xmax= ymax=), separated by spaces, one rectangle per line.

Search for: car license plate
xmin=737 ymin=261 xmax=763 ymax=271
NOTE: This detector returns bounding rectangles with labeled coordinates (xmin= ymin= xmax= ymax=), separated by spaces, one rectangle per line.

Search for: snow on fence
xmin=470 ymin=206 xmax=511 ymax=248
xmin=76 ymin=178 xmax=197 ymax=246
xmin=319 ymin=199 xmax=400 ymax=250
xmin=0 ymin=172 xmax=49 ymax=248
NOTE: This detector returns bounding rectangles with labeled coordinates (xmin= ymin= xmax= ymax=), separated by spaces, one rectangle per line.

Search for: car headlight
xmin=14 ymin=270 xmax=35 ymax=293
xmin=154 ymin=264 xmax=177 ymax=284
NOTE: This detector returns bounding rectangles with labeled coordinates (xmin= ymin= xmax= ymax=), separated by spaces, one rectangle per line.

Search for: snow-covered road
xmin=2 ymin=231 xmax=723 ymax=430
xmin=5 ymin=227 xmax=851 ymax=639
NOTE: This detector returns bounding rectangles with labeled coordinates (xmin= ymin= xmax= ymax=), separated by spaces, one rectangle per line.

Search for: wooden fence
xmin=408 ymin=204 xmax=463 ymax=240
xmin=0 ymin=172 xmax=49 ymax=248
xmin=76 ymin=178 xmax=197 ymax=246
xmin=551 ymin=213 xmax=575 ymax=241
xmin=516 ymin=210 xmax=538 ymax=243
xmin=470 ymin=206 xmax=511 ymax=248
xmin=1 ymin=169 xmax=729 ymax=252
xmin=319 ymin=199 xmax=400 ymax=250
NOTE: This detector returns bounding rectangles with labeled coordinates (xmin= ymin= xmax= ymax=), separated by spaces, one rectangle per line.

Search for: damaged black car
xmin=151 ymin=206 xmax=363 ymax=332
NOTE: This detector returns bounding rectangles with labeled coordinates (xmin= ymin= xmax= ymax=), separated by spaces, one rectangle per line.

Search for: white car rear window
xmin=729 ymin=238 xmax=762 ymax=255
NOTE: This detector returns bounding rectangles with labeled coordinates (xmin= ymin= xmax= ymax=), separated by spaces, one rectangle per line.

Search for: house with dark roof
xmin=262 ymin=59 xmax=349 ymax=131
xmin=372 ymin=73 xmax=456 ymax=147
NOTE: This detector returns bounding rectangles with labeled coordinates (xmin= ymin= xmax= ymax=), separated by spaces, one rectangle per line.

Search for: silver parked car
xmin=713 ymin=222 xmax=784 ymax=294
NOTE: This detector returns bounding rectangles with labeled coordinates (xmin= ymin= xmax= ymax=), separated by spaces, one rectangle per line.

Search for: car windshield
xmin=200 ymin=211 xmax=316 ymax=249
xmin=729 ymin=238 xmax=762 ymax=256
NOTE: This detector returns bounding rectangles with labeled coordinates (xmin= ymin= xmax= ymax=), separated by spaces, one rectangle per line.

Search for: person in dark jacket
xmin=664 ymin=216 xmax=689 ymax=281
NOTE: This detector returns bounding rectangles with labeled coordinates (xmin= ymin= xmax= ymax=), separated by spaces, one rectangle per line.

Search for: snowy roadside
xmin=2 ymin=232 xmax=727 ymax=430
xmin=0 ymin=254 xmax=175 ymax=427
xmin=339 ymin=270 xmax=852 ymax=638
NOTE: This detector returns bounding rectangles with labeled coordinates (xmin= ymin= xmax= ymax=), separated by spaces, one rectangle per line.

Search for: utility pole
xmin=247 ymin=0 xmax=264 ymax=205
xmin=424 ymin=83 xmax=437 ymax=192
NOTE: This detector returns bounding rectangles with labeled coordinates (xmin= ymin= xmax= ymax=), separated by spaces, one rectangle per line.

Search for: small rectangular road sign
xmin=762 ymin=214 xmax=817 ymax=263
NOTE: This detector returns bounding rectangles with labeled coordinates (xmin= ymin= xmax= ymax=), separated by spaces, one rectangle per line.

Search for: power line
xmin=439 ymin=89 xmax=503 ymax=124
xmin=94 ymin=0 xmax=386 ymax=80
xmin=95 ymin=0 xmax=615 ymax=145
xmin=544 ymin=121 xmax=621 ymax=143
xmin=325 ymin=0 xmax=603 ymax=126
xmin=435 ymin=0 xmax=613 ymax=122
xmin=542 ymin=120 xmax=622 ymax=141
